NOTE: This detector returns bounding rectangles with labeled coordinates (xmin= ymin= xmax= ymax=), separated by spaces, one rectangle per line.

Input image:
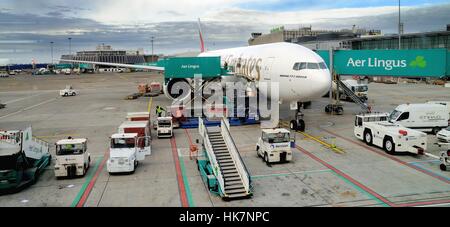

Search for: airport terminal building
xmin=249 ymin=25 xmax=450 ymax=51
xmin=60 ymin=44 xmax=146 ymax=65
xmin=345 ymin=30 xmax=450 ymax=50
xmin=249 ymin=26 xmax=382 ymax=50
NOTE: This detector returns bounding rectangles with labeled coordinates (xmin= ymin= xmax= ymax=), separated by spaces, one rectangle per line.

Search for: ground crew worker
xmin=156 ymin=105 xmax=166 ymax=117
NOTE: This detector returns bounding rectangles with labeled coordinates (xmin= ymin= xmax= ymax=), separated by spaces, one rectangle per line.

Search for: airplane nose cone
xmin=313 ymin=70 xmax=332 ymax=98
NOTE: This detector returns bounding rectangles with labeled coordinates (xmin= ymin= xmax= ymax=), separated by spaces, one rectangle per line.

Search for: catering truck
xmin=0 ymin=127 xmax=51 ymax=192
xmin=388 ymin=103 xmax=449 ymax=134
xmin=117 ymin=121 xmax=151 ymax=156
xmin=331 ymin=79 xmax=368 ymax=102
xmin=354 ymin=113 xmax=427 ymax=155
xmin=256 ymin=128 xmax=293 ymax=164
xmin=106 ymin=121 xmax=151 ymax=174
xmin=54 ymin=138 xmax=91 ymax=178
xmin=342 ymin=79 xmax=368 ymax=102
xmin=126 ymin=112 xmax=151 ymax=122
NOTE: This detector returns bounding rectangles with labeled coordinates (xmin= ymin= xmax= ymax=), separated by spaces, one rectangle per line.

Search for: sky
xmin=0 ymin=0 xmax=449 ymax=64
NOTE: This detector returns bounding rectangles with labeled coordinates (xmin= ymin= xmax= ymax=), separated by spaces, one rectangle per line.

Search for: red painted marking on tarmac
xmin=76 ymin=152 xmax=109 ymax=207
xmin=184 ymin=129 xmax=193 ymax=146
xmin=296 ymin=145 xmax=396 ymax=207
xmin=170 ymin=136 xmax=189 ymax=207
xmin=323 ymin=129 xmax=450 ymax=184
xmin=396 ymin=199 xmax=450 ymax=207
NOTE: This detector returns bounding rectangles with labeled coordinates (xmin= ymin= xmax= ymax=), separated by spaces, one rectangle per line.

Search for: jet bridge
xmin=197 ymin=117 xmax=252 ymax=200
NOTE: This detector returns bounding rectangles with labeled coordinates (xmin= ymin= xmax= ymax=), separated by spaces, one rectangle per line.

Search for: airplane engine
xmin=163 ymin=78 xmax=192 ymax=101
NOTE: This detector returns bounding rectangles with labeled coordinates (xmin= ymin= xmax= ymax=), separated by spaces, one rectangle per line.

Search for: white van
xmin=389 ymin=104 xmax=449 ymax=134
xmin=427 ymin=101 xmax=450 ymax=119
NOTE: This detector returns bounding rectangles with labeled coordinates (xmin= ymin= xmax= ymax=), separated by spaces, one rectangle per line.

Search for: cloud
xmin=311 ymin=4 xmax=450 ymax=33
xmin=0 ymin=2 xmax=449 ymax=64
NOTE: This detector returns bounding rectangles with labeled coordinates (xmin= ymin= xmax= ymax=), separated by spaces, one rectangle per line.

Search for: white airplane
xmin=62 ymin=20 xmax=331 ymax=131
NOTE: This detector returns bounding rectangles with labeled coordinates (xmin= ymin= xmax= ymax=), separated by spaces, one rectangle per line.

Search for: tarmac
xmin=1 ymin=72 xmax=450 ymax=207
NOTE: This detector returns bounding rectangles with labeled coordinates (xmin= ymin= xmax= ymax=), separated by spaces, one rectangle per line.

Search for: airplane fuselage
xmin=199 ymin=42 xmax=332 ymax=103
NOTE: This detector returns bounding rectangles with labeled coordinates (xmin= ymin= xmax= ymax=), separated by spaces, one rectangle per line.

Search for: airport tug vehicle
xmin=0 ymin=127 xmax=51 ymax=191
xmin=354 ymin=113 xmax=427 ymax=155
xmin=54 ymin=138 xmax=90 ymax=178
xmin=60 ymin=85 xmax=78 ymax=97
xmin=256 ymin=128 xmax=293 ymax=164
xmin=156 ymin=117 xmax=173 ymax=138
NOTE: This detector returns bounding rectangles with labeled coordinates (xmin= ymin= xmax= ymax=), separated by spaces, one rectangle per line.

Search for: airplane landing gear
xmin=290 ymin=102 xmax=306 ymax=132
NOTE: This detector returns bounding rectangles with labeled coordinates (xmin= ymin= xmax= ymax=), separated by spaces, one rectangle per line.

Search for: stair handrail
xmin=32 ymin=136 xmax=49 ymax=150
xmin=220 ymin=117 xmax=251 ymax=194
xmin=198 ymin=118 xmax=226 ymax=195
xmin=337 ymin=80 xmax=371 ymax=113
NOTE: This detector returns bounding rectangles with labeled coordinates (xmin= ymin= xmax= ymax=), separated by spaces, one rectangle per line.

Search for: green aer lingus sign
xmin=317 ymin=49 xmax=448 ymax=77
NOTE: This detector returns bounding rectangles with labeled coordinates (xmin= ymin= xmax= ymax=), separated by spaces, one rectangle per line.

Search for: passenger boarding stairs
xmin=199 ymin=118 xmax=252 ymax=200
xmin=0 ymin=127 xmax=50 ymax=160
xmin=337 ymin=79 xmax=371 ymax=113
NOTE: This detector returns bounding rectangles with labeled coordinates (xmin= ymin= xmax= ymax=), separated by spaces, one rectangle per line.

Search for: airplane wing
xmin=60 ymin=59 xmax=165 ymax=71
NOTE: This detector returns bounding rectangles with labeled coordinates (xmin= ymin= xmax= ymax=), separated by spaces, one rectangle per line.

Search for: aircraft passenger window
xmin=299 ymin=63 xmax=307 ymax=70
xmin=307 ymin=63 xmax=319 ymax=69
xmin=397 ymin=112 xmax=410 ymax=121
xmin=293 ymin=63 xmax=300 ymax=70
xmin=319 ymin=62 xmax=328 ymax=69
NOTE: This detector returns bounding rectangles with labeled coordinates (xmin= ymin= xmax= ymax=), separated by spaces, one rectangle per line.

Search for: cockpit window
xmin=299 ymin=63 xmax=307 ymax=70
xmin=294 ymin=62 xmax=321 ymax=70
xmin=307 ymin=63 xmax=319 ymax=69
xmin=319 ymin=62 xmax=328 ymax=69
xmin=293 ymin=62 xmax=307 ymax=71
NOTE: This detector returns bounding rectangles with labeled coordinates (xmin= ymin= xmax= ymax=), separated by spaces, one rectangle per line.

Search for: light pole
xmin=50 ymin=41 xmax=54 ymax=64
xmin=68 ymin=37 xmax=72 ymax=55
xmin=151 ymin=36 xmax=154 ymax=62
xmin=398 ymin=0 xmax=401 ymax=49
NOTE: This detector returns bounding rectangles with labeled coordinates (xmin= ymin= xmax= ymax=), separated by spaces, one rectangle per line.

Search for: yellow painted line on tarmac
xmin=281 ymin=122 xmax=345 ymax=154
xmin=36 ymin=134 xmax=80 ymax=139
xmin=298 ymin=131 xmax=345 ymax=154
xmin=147 ymin=97 xmax=153 ymax=113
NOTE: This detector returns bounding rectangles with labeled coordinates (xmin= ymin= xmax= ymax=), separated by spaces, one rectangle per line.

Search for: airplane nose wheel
xmin=297 ymin=120 xmax=305 ymax=132
xmin=291 ymin=102 xmax=306 ymax=132
xmin=290 ymin=121 xmax=297 ymax=130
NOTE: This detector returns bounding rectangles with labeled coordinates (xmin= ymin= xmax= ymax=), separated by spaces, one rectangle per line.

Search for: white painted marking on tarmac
xmin=252 ymin=169 xmax=331 ymax=179
xmin=0 ymin=98 xmax=58 ymax=120
xmin=417 ymin=203 xmax=450 ymax=207
xmin=23 ymin=98 xmax=57 ymax=111
xmin=67 ymin=184 xmax=75 ymax=188
xmin=177 ymin=148 xmax=191 ymax=157
xmin=3 ymin=91 xmax=52 ymax=104
xmin=407 ymin=159 xmax=441 ymax=164
xmin=20 ymin=200 xmax=29 ymax=203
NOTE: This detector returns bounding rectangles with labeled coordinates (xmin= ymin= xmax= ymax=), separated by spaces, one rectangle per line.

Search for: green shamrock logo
xmin=410 ymin=56 xmax=427 ymax=68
